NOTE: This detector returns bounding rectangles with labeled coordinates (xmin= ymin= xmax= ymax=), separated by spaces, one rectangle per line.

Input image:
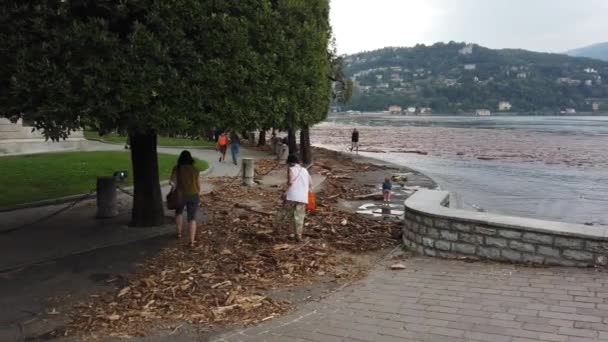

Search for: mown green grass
xmin=84 ymin=130 xmax=216 ymax=147
xmin=0 ymin=151 xmax=208 ymax=207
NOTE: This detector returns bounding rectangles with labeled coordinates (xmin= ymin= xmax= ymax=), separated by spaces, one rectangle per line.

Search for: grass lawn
xmin=84 ymin=130 xmax=216 ymax=147
xmin=0 ymin=151 xmax=208 ymax=207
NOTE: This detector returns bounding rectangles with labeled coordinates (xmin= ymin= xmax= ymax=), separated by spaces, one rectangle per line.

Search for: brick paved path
xmin=213 ymin=257 xmax=608 ymax=342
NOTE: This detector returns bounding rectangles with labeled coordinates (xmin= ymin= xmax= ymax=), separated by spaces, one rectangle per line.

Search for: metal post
xmin=242 ymin=158 xmax=255 ymax=186
xmin=96 ymin=176 xmax=118 ymax=218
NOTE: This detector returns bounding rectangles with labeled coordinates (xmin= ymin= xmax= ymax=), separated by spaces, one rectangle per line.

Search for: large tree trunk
xmin=287 ymin=128 xmax=297 ymax=156
xmin=129 ymin=130 xmax=164 ymax=227
xmin=258 ymin=129 xmax=266 ymax=146
xmin=300 ymin=125 xmax=312 ymax=166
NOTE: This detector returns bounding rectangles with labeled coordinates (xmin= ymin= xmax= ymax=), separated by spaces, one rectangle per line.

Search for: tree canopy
xmin=1 ymin=0 xmax=334 ymax=226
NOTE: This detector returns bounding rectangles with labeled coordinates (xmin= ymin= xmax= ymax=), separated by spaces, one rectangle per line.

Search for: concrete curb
xmin=0 ymin=165 xmax=214 ymax=213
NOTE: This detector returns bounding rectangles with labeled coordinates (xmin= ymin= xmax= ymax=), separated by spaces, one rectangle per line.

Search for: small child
xmin=382 ymin=176 xmax=392 ymax=204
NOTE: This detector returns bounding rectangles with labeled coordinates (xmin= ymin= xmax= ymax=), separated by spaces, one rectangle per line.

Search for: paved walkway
xmin=214 ymin=256 xmax=608 ymax=342
xmin=0 ymin=142 xmax=271 ymax=271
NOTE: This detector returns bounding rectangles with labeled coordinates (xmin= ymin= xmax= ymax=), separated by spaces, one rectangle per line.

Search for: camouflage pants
xmin=278 ymin=201 xmax=306 ymax=240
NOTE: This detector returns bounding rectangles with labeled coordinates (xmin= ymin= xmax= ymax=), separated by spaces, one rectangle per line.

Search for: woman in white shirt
xmin=284 ymin=154 xmax=313 ymax=241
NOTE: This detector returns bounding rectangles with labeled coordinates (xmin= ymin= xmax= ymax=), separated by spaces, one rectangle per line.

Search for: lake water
xmin=312 ymin=115 xmax=608 ymax=226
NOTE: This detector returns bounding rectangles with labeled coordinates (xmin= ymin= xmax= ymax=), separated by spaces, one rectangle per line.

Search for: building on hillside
xmin=476 ymin=109 xmax=491 ymax=116
xmin=557 ymin=78 xmax=581 ymax=86
xmin=390 ymin=66 xmax=402 ymax=72
xmin=584 ymin=68 xmax=598 ymax=74
xmin=376 ymin=74 xmax=383 ymax=80
xmin=391 ymin=73 xmax=403 ymax=82
xmin=444 ymin=79 xmax=458 ymax=87
xmin=498 ymin=101 xmax=512 ymax=111
xmin=406 ymin=107 xmax=417 ymax=115
xmin=585 ymin=80 xmax=593 ymax=86
xmin=377 ymin=83 xmax=390 ymax=89
xmin=464 ymin=64 xmax=476 ymax=71
xmin=517 ymin=72 xmax=528 ymax=79
xmin=459 ymin=44 xmax=474 ymax=55
xmin=593 ymin=102 xmax=601 ymax=112
xmin=560 ymin=108 xmax=577 ymax=114
xmin=419 ymin=107 xmax=433 ymax=115
xmin=388 ymin=105 xmax=402 ymax=114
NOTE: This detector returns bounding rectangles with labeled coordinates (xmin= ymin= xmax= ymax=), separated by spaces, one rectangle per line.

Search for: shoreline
xmin=316 ymin=144 xmax=607 ymax=227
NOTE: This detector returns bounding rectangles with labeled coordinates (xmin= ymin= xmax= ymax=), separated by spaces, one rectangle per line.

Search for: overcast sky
xmin=330 ymin=0 xmax=608 ymax=55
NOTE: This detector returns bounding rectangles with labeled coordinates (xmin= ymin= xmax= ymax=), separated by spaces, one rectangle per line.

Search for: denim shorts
xmin=176 ymin=194 xmax=200 ymax=222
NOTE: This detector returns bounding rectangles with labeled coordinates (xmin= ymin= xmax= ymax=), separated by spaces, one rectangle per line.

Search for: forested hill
xmin=567 ymin=42 xmax=608 ymax=62
xmin=343 ymin=42 xmax=608 ymax=113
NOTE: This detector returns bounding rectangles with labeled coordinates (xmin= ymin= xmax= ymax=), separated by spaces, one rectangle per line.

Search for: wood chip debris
xmin=65 ymin=152 xmax=402 ymax=339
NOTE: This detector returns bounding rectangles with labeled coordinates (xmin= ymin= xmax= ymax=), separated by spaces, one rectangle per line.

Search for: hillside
xmin=567 ymin=42 xmax=608 ymax=62
xmin=343 ymin=42 xmax=608 ymax=113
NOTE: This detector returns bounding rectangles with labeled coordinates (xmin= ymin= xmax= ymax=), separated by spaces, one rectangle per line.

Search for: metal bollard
xmin=279 ymin=143 xmax=289 ymax=162
xmin=242 ymin=158 xmax=255 ymax=186
xmin=96 ymin=176 xmax=118 ymax=218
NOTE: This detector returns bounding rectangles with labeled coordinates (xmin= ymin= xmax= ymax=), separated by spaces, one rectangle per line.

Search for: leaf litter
xmin=66 ymin=149 xmax=401 ymax=339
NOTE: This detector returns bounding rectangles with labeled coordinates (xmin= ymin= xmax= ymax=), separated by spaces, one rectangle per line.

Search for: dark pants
xmin=231 ymin=143 xmax=240 ymax=165
xmin=175 ymin=194 xmax=200 ymax=222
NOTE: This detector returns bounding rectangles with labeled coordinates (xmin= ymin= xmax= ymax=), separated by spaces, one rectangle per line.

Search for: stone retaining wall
xmin=403 ymin=190 xmax=608 ymax=267
xmin=1 ymin=118 xmax=84 ymax=155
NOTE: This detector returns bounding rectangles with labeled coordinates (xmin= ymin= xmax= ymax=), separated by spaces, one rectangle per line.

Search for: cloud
xmin=330 ymin=0 xmax=608 ymax=54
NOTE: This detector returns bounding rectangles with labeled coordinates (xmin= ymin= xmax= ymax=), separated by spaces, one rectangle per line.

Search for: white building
xmin=585 ymin=68 xmax=598 ymax=74
xmin=498 ymin=101 xmax=512 ymax=111
xmin=593 ymin=102 xmax=601 ymax=112
xmin=464 ymin=64 xmax=476 ymax=71
xmin=517 ymin=72 xmax=528 ymax=79
xmin=585 ymin=80 xmax=593 ymax=86
xmin=407 ymin=107 xmax=417 ymax=115
xmin=444 ymin=79 xmax=458 ymax=87
xmin=459 ymin=44 xmax=474 ymax=55
xmin=561 ymin=108 xmax=577 ymax=114
xmin=391 ymin=73 xmax=403 ymax=82
xmin=388 ymin=105 xmax=402 ymax=114
xmin=419 ymin=107 xmax=433 ymax=115
xmin=476 ymin=109 xmax=491 ymax=116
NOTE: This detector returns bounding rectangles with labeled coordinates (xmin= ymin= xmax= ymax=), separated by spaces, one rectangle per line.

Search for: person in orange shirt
xmin=216 ymin=131 xmax=228 ymax=162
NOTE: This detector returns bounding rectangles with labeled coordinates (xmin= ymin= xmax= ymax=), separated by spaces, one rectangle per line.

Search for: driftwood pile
xmin=66 ymin=153 xmax=400 ymax=339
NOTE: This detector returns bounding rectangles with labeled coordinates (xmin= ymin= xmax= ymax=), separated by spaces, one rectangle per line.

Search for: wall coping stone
xmin=405 ymin=189 xmax=608 ymax=241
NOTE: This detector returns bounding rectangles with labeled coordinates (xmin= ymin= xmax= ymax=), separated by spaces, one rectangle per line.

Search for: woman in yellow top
xmin=171 ymin=151 xmax=201 ymax=247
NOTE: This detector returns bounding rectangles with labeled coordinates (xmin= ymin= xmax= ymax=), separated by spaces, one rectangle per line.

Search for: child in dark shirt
xmin=382 ymin=176 xmax=392 ymax=204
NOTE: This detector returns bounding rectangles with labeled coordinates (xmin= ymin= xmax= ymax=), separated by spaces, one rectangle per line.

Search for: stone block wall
xmin=403 ymin=190 xmax=608 ymax=267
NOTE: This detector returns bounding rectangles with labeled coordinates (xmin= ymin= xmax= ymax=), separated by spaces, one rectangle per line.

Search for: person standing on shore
xmin=382 ymin=176 xmax=392 ymax=205
xmin=170 ymin=151 xmax=201 ymax=247
xmin=350 ymin=128 xmax=359 ymax=153
xmin=229 ymin=129 xmax=241 ymax=165
xmin=216 ymin=130 xmax=228 ymax=162
xmin=284 ymin=154 xmax=313 ymax=241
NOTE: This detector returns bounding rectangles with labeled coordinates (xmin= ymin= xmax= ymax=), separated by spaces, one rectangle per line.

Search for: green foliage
xmin=0 ymin=151 xmax=207 ymax=207
xmin=83 ymin=130 xmax=215 ymax=147
xmin=272 ymin=0 xmax=332 ymax=129
xmin=344 ymin=42 xmax=608 ymax=112
xmin=0 ymin=0 xmax=284 ymax=137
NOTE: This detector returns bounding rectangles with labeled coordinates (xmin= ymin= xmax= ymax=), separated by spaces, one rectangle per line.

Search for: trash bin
xmin=96 ymin=176 xmax=118 ymax=218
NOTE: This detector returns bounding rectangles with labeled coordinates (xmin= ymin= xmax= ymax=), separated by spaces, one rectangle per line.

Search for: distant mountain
xmin=343 ymin=42 xmax=608 ymax=113
xmin=567 ymin=42 xmax=608 ymax=62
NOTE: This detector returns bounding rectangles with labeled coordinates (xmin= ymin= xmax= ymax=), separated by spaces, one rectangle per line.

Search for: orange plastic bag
xmin=306 ymin=191 xmax=316 ymax=211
